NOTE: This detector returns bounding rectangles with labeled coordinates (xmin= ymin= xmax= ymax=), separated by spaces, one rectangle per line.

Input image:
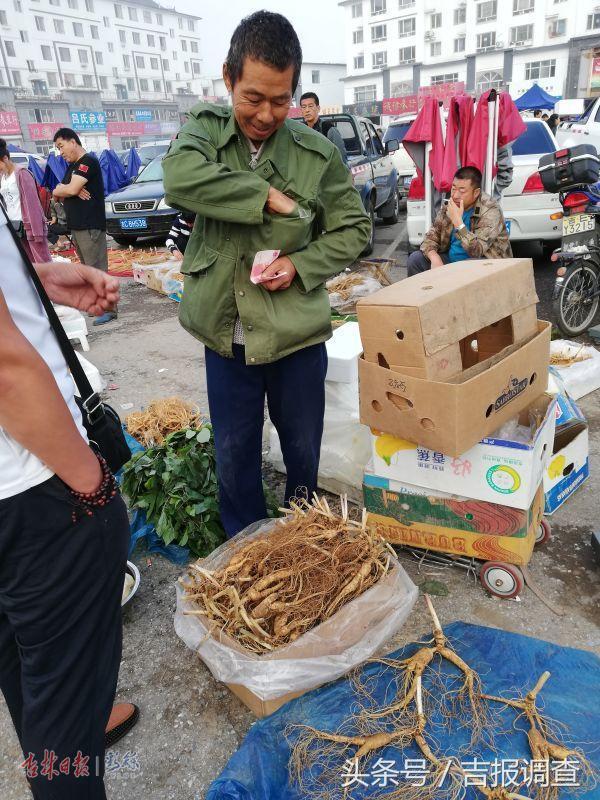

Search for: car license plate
xmin=403 ymin=176 xmax=412 ymax=187
xmin=562 ymin=214 xmax=594 ymax=237
xmin=120 ymin=217 xmax=148 ymax=230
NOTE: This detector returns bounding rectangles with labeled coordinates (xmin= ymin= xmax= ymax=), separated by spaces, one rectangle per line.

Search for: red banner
xmin=418 ymin=82 xmax=466 ymax=109
xmin=287 ymin=107 xmax=304 ymax=119
xmin=28 ymin=122 xmax=63 ymax=140
xmin=382 ymin=96 xmax=418 ymax=116
xmin=0 ymin=112 xmax=21 ymax=135
xmin=106 ymin=121 xmax=145 ymax=136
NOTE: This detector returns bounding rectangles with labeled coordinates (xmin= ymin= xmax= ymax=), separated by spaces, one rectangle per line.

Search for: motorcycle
xmin=552 ymin=186 xmax=600 ymax=337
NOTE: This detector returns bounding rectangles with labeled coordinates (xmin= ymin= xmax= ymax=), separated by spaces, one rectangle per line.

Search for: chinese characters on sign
xmin=382 ymin=96 xmax=418 ymax=116
xmin=382 ymin=83 xmax=468 ymax=118
xmin=28 ymin=122 xmax=63 ymax=141
xmin=0 ymin=111 xmax=21 ymax=136
xmin=21 ymin=750 xmax=140 ymax=780
xmin=70 ymin=110 xmax=107 ymax=132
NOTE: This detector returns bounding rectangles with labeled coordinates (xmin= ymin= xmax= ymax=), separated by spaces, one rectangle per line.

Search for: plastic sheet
xmin=174 ymin=518 xmax=418 ymax=701
xmin=327 ymin=275 xmax=383 ymax=314
xmin=549 ymin=340 xmax=600 ymax=400
xmin=206 ymin=622 xmax=600 ymax=800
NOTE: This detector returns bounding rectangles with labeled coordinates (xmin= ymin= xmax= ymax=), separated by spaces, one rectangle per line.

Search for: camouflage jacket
xmin=420 ymin=193 xmax=512 ymax=260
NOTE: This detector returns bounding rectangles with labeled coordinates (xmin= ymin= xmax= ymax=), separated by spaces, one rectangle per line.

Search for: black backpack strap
xmin=1 ymin=203 xmax=105 ymax=426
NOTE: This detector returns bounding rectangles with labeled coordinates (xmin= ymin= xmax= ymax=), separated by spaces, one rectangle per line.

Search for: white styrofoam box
xmin=73 ymin=352 xmax=105 ymax=395
xmin=325 ymin=322 xmax=363 ymax=383
xmin=369 ymin=396 xmax=557 ymax=511
xmin=54 ymin=304 xmax=89 ymax=351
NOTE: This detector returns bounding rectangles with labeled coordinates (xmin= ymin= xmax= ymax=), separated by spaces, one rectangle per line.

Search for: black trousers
xmin=0 ymin=476 xmax=129 ymax=799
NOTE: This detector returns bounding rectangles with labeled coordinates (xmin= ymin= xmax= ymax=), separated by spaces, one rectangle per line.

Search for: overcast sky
xmin=176 ymin=0 xmax=347 ymax=77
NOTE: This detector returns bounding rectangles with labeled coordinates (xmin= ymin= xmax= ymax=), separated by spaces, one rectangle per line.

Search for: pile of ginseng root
xmin=180 ymin=495 xmax=394 ymax=654
xmin=288 ymin=595 xmax=596 ymax=800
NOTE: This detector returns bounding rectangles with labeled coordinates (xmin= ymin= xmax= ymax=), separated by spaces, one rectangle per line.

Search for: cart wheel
xmin=535 ymin=519 xmax=552 ymax=546
xmin=479 ymin=562 xmax=524 ymax=599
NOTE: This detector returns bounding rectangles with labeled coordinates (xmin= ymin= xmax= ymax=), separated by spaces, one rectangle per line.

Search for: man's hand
xmin=266 ymin=187 xmax=297 ymax=216
xmin=259 ymin=255 xmax=296 ymax=292
xmin=446 ymin=197 xmax=464 ymax=229
xmin=77 ymin=187 xmax=91 ymax=200
xmin=171 ymin=249 xmax=184 ymax=262
xmin=427 ymin=250 xmax=444 ymax=269
xmin=35 ymin=262 xmax=119 ymax=316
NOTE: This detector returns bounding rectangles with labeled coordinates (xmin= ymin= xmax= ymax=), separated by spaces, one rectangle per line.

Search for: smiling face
xmin=223 ymin=57 xmax=294 ymax=145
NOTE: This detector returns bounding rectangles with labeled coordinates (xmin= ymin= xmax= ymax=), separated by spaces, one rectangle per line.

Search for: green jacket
xmin=162 ymin=103 xmax=371 ymax=364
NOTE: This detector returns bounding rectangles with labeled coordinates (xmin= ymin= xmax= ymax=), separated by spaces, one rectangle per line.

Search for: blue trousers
xmin=205 ymin=343 xmax=328 ymax=537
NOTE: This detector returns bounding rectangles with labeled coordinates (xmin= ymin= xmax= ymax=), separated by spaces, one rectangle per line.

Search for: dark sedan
xmin=105 ymin=155 xmax=177 ymax=245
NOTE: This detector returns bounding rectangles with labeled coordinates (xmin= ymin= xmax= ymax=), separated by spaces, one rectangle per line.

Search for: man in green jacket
xmin=163 ymin=11 xmax=370 ymax=537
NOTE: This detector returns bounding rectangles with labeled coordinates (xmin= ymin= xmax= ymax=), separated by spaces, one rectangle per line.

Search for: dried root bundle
xmin=181 ymin=495 xmax=393 ymax=654
xmin=126 ymin=397 xmax=201 ymax=446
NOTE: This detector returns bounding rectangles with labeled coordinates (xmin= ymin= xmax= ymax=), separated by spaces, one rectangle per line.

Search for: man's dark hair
xmin=52 ymin=127 xmax=82 ymax=145
xmin=225 ymin=11 xmax=302 ymax=92
xmin=454 ymin=166 xmax=482 ymax=189
xmin=533 ymin=109 xmax=542 ymax=118
xmin=300 ymin=92 xmax=319 ymax=106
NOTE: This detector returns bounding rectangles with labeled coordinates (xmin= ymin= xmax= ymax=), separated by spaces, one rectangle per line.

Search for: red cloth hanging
xmin=403 ymin=98 xmax=448 ymax=191
xmin=465 ymin=91 xmax=526 ymax=173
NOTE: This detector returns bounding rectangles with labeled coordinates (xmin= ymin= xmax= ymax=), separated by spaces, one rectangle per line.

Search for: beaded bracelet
xmin=69 ymin=453 xmax=118 ymax=523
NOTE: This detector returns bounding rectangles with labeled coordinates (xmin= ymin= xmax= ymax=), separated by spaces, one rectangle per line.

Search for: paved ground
xmin=1 ymin=212 xmax=598 ymax=800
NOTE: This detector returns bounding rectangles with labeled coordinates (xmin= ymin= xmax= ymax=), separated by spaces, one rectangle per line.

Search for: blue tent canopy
xmin=41 ymin=153 xmax=68 ymax=191
xmin=7 ymin=143 xmax=24 ymax=153
xmin=28 ymin=156 xmax=45 ymax=185
xmin=126 ymin=147 xmax=141 ymax=181
xmin=98 ymin=149 xmax=128 ymax=196
xmin=514 ymin=83 xmax=561 ymax=111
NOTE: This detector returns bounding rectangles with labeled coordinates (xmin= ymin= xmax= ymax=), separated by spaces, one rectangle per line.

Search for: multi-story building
xmin=340 ymin=0 xmax=600 ymax=117
xmin=0 ymin=0 xmax=206 ymax=153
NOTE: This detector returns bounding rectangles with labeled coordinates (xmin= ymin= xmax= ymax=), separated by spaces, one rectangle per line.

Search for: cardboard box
xmin=359 ymin=321 xmax=552 ymax=457
xmin=364 ymin=471 xmax=543 ymax=565
xmin=544 ymin=392 xmax=589 ymax=514
xmin=225 ymin=682 xmax=312 ymax=718
xmin=357 ymin=259 xmax=539 ymax=380
xmin=369 ymin=394 xmax=556 ymax=510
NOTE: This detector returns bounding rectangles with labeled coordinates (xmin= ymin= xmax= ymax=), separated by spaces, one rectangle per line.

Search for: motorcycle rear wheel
xmin=553 ymin=261 xmax=600 ymax=337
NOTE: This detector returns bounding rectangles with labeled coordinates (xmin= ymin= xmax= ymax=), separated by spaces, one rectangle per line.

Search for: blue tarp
xmin=126 ymin=147 xmax=141 ymax=181
xmin=98 ymin=148 xmax=128 ymax=196
xmin=41 ymin=153 xmax=68 ymax=190
xmin=27 ymin=155 xmax=45 ymax=185
xmin=7 ymin=143 xmax=24 ymax=153
xmin=515 ymin=84 xmax=562 ymax=112
xmin=206 ymin=622 xmax=600 ymax=800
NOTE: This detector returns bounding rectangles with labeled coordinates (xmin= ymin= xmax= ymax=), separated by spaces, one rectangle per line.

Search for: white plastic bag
xmin=174 ymin=519 xmax=418 ymax=701
xmin=548 ymin=340 xmax=600 ymax=400
xmin=327 ymin=275 xmax=382 ymax=313
xmin=266 ymin=381 xmax=371 ymax=501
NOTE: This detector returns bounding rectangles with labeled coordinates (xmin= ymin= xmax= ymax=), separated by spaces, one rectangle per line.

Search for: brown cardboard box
xmin=359 ymin=321 xmax=552 ymax=457
xmin=357 ymin=259 xmax=539 ymax=380
xmin=225 ymin=682 xmax=314 ymax=718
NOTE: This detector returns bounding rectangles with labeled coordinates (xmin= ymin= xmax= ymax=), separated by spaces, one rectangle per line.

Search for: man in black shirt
xmin=299 ymin=92 xmax=348 ymax=165
xmin=52 ymin=128 xmax=115 ymax=325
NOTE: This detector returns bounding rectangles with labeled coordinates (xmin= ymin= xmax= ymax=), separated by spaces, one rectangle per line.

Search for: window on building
xmin=351 ymin=3 xmax=362 ymax=18
xmin=399 ymin=0 xmax=414 ymax=7
xmin=126 ymin=77 xmax=134 ymax=89
xmin=53 ymin=19 xmax=64 ymax=33
xmin=99 ymin=75 xmax=108 ymax=89
xmin=136 ymin=55 xmax=145 ymax=68
xmin=371 ymin=24 xmax=387 ymax=41
xmin=114 ymin=4 xmax=122 ymax=18
xmin=156 ymin=13 xmax=163 ymax=24
xmin=548 ymin=19 xmax=566 ymax=37
xmin=26 ymin=60 xmax=35 ymax=72
xmin=47 ymin=72 xmax=58 ymax=87
xmin=184 ymin=61 xmax=190 ymax=72
xmin=399 ymin=45 xmax=415 ymax=62
xmin=49 ymin=0 xmax=60 ymax=5
xmin=140 ymin=78 xmax=149 ymax=90
xmin=29 ymin=108 xmax=54 ymax=122
xmin=172 ymin=51 xmax=177 ymax=60
xmin=354 ymin=84 xmax=377 ymax=102
xmin=178 ymin=16 xmax=183 ymax=28
xmin=35 ymin=16 xmax=45 ymax=31
xmin=103 ymin=16 xmax=109 ymax=26
xmin=391 ymin=80 xmax=412 ymax=95
xmin=477 ymin=1 xmax=497 ymax=22
xmin=430 ymin=13 xmax=441 ymax=28
xmin=513 ymin=0 xmax=534 ymax=13
xmin=119 ymin=30 xmax=126 ymax=45
xmin=132 ymin=32 xmax=140 ymax=44
xmin=150 ymin=57 xmax=159 ymax=69
xmin=85 ymin=0 xmax=94 ymax=10
xmin=41 ymin=45 xmax=52 ymax=60
xmin=14 ymin=0 xmax=22 ymax=11
xmin=510 ymin=23 xmax=533 ymax=43
xmin=371 ymin=0 xmax=386 ymax=15
xmin=19 ymin=30 xmax=28 ymax=42
xmin=192 ymin=61 xmax=200 ymax=74
xmin=34 ymin=140 xmax=53 ymax=156
xmin=399 ymin=17 xmax=415 ymax=36
xmin=160 ymin=36 xmax=166 ymax=49
xmin=108 ymin=42 xmax=114 ymax=52
xmin=0 ymin=9 xmax=7 ymax=23
xmin=169 ymin=28 xmax=174 ymax=37
xmin=128 ymin=6 xmax=137 ymax=20
xmin=191 ymin=41 xmax=198 ymax=53
xmin=372 ymin=50 xmax=387 ymax=67
xmin=78 ymin=49 xmax=88 ymax=64
xmin=165 ymin=80 xmax=172 ymax=92
xmin=123 ymin=54 xmax=130 ymax=68
xmin=525 ymin=58 xmax=556 ymax=79
xmin=67 ymin=0 xmax=78 ymax=8
xmin=354 ymin=54 xmax=364 ymax=69
xmin=430 ymin=41 xmax=441 ymax=56
xmin=353 ymin=29 xmax=364 ymax=44
xmin=312 ymin=69 xmax=320 ymax=83
xmin=181 ymin=40 xmax=187 ymax=51
xmin=5 ymin=41 xmax=15 ymax=57
xmin=59 ymin=47 xmax=71 ymax=61
xmin=431 ymin=72 xmax=458 ymax=84
xmin=588 ymin=13 xmax=600 ymax=30
xmin=476 ymin=69 xmax=503 ymax=94
xmin=63 ymin=73 xmax=74 ymax=86
xmin=143 ymin=9 xmax=151 ymax=22
xmin=82 ymin=73 xmax=93 ymax=87
xmin=188 ymin=19 xmax=194 ymax=31
xmin=73 ymin=22 xmax=83 ymax=36
xmin=91 ymin=25 xmax=99 ymax=39
xmin=147 ymin=34 xmax=155 ymax=47
xmin=95 ymin=51 xmax=103 ymax=64
xmin=454 ymin=7 xmax=466 ymax=24
xmin=162 ymin=58 xmax=169 ymax=70
xmin=454 ymin=36 xmax=466 ymax=52
xmin=12 ymin=70 xmax=22 ymax=86
xmin=477 ymin=31 xmax=496 ymax=50
xmin=153 ymin=79 xmax=162 ymax=91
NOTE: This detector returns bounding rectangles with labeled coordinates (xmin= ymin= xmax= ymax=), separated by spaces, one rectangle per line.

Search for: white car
xmin=407 ymin=119 xmax=562 ymax=253
xmin=383 ymin=115 xmax=417 ymax=197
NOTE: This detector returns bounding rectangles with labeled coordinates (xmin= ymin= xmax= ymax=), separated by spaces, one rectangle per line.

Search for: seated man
xmin=407 ymin=166 xmax=512 ymax=277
